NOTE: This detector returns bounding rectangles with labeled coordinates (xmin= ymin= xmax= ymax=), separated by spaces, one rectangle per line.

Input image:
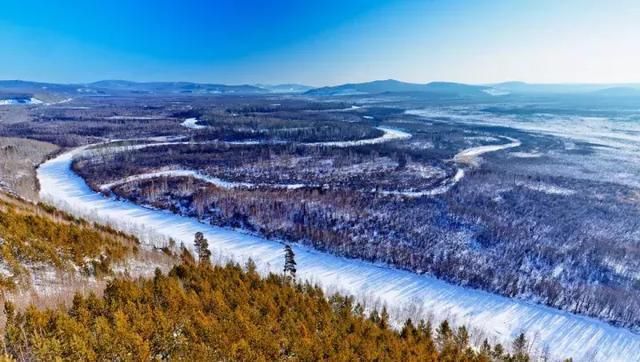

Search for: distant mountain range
xmin=1 ymin=79 xmax=639 ymax=100
xmin=305 ymin=79 xmax=492 ymax=96
xmin=489 ymin=81 xmax=640 ymax=95
xmin=305 ymin=79 xmax=640 ymax=97
xmin=0 ymin=80 xmax=313 ymax=96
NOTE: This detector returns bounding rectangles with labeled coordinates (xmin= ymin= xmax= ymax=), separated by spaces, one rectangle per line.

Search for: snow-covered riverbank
xmin=454 ymin=136 xmax=521 ymax=165
xmin=310 ymin=127 xmax=412 ymax=147
xmin=38 ymin=147 xmax=640 ymax=362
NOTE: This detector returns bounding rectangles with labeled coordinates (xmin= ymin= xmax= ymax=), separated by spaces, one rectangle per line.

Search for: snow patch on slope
xmin=483 ymin=88 xmax=510 ymax=96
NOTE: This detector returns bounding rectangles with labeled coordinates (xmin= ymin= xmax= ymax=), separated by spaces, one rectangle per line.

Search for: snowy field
xmin=180 ymin=117 xmax=206 ymax=129
xmin=406 ymin=107 xmax=640 ymax=189
xmin=38 ymin=146 xmax=640 ymax=362
xmin=0 ymin=97 xmax=43 ymax=105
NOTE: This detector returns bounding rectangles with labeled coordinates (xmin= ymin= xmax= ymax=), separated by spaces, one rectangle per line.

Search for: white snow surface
xmin=381 ymin=169 xmax=465 ymax=198
xmin=37 ymin=147 xmax=640 ymax=362
xmin=454 ymin=137 xmax=521 ymax=165
xmin=310 ymin=127 xmax=411 ymax=147
xmin=181 ymin=117 xmax=206 ymax=129
xmin=0 ymin=97 xmax=43 ymax=105
xmin=510 ymin=151 xmax=543 ymax=159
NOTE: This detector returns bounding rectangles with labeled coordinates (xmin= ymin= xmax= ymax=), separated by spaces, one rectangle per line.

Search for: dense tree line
xmin=2 ymin=258 xmax=542 ymax=361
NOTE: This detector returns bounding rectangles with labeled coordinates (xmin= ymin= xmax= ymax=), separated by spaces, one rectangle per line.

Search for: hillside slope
xmin=0 ymin=192 xmax=173 ymax=308
xmin=3 ymin=260 xmax=536 ymax=361
xmin=0 ymin=192 xmax=541 ymax=361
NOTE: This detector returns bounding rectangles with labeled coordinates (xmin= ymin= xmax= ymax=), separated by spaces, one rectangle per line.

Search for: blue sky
xmin=0 ymin=0 xmax=638 ymax=85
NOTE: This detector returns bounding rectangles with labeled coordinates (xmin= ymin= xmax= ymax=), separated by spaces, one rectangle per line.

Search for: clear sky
xmin=1 ymin=0 xmax=639 ymax=85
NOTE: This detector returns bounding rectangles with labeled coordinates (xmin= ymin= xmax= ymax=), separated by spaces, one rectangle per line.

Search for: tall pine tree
xmin=283 ymin=244 xmax=297 ymax=280
xmin=194 ymin=232 xmax=212 ymax=265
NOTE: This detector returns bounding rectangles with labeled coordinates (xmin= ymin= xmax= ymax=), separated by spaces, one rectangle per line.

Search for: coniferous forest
xmin=3 ymin=258 xmax=538 ymax=362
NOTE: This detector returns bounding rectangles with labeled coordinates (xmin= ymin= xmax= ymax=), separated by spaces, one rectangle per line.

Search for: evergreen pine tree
xmin=194 ymin=232 xmax=212 ymax=265
xmin=512 ymin=332 xmax=529 ymax=362
xmin=283 ymin=244 xmax=297 ymax=280
xmin=417 ymin=319 xmax=432 ymax=341
xmin=435 ymin=320 xmax=452 ymax=349
xmin=454 ymin=325 xmax=469 ymax=349
xmin=245 ymin=258 xmax=257 ymax=274
xmin=400 ymin=319 xmax=415 ymax=339
xmin=493 ymin=343 xmax=505 ymax=359
xmin=379 ymin=306 xmax=390 ymax=329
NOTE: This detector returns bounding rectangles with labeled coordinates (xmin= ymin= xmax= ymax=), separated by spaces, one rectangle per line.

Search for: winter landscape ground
xmin=1 ymin=79 xmax=640 ymax=361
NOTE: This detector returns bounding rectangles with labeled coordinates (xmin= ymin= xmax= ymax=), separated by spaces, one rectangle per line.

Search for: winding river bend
xmin=37 ymin=136 xmax=640 ymax=362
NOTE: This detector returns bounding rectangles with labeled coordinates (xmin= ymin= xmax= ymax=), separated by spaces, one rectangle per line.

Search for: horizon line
xmin=2 ymin=78 xmax=640 ymax=88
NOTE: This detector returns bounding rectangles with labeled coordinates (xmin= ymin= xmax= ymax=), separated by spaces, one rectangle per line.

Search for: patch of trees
xmin=73 ymin=141 xmax=452 ymax=194
xmin=0 ymin=193 xmax=137 ymax=290
xmin=0 ymin=137 xmax=58 ymax=200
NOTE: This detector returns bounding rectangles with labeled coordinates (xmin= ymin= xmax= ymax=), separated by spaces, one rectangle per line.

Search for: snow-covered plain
xmin=406 ymin=108 xmax=640 ymax=157
xmin=181 ymin=117 xmax=206 ymax=129
xmin=38 ymin=146 xmax=640 ymax=362
xmin=407 ymin=107 xmax=640 ymax=190
xmin=0 ymin=97 xmax=43 ymax=105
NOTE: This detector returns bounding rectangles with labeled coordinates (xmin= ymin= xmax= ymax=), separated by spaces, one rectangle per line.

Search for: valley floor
xmin=37 ymin=146 xmax=640 ymax=362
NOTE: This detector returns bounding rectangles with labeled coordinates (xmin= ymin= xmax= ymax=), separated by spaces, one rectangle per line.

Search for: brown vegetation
xmin=0 ymin=193 xmax=175 ymax=311
xmin=2 ymin=259 xmax=542 ymax=361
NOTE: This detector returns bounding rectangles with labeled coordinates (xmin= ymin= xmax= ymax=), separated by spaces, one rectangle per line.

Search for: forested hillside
xmin=3 ymin=260 xmax=538 ymax=361
xmin=0 ymin=191 xmax=174 ymax=310
xmin=0 ymin=192 xmax=544 ymax=361
xmin=0 ymin=193 xmax=136 ymax=290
